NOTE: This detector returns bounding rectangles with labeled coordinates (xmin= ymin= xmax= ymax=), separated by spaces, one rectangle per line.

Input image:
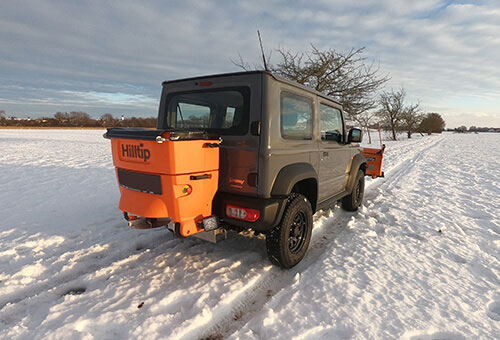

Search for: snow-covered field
xmin=0 ymin=129 xmax=499 ymax=340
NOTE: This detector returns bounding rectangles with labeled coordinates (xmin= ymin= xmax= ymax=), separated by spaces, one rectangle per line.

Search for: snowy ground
xmin=0 ymin=129 xmax=499 ymax=340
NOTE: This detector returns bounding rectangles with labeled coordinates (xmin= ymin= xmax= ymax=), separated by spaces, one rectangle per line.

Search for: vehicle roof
xmin=162 ymin=70 xmax=342 ymax=107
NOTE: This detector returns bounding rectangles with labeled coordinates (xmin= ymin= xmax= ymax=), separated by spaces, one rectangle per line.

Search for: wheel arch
xmin=346 ymin=153 xmax=367 ymax=193
xmin=270 ymin=163 xmax=318 ymax=212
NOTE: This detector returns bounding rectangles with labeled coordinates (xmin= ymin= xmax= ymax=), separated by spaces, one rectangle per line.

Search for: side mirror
xmin=347 ymin=128 xmax=363 ymax=143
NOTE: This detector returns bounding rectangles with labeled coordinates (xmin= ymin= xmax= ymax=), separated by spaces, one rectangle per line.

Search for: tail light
xmin=225 ymin=205 xmax=260 ymax=222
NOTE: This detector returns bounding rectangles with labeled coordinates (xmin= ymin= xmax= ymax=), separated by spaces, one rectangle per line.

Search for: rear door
xmin=216 ymin=75 xmax=262 ymax=195
xmin=159 ymin=72 xmax=262 ymax=196
xmin=318 ymin=103 xmax=350 ymax=201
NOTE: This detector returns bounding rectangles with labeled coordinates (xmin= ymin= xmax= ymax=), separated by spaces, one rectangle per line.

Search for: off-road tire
xmin=342 ymin=169 xmax=365 ymax=211
xmin=266 ymin=193 xmax=313 ymax=268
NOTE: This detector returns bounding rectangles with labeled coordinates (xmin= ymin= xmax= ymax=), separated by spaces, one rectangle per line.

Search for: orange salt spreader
xmin=362 ymin=124 xmax=385 ymax=179
xmin=363 ymin=145 xmax=385 ymax=178
xmin=104 ymin=128 xmax=221 ymax=238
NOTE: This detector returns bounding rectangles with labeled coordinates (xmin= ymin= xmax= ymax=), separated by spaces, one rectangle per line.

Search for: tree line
xmin=235 ymin=44 xmax=446 ymax=141
xmin=454 ymin=125 xmax=499 ymax=133
xmin=0 ymin=110 xmax=156 ymax=128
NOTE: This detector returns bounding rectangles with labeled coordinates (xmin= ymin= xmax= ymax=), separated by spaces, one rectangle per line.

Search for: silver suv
xmin=159 ymin=71 xmax=366 ymax=268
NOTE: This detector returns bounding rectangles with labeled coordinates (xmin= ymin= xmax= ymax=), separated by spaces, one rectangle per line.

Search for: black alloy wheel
xmin=266 ymin=193 xmax=313 ymax=268
xmin=288 ymin=211 xmax=307 ymax=254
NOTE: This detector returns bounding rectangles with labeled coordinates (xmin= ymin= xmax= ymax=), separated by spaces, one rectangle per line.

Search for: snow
xmin=0 ymin=129 xmax=499 ymax=340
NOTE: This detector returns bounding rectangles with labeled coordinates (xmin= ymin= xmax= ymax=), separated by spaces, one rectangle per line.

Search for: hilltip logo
xmin=121 ymin=143 xmax=151 ymax=162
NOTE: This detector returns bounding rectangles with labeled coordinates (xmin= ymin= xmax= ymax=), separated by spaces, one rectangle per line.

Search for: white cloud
xmin=0 ymin=0 xmax=499 ymax=127
xmin=59 ymin=91 xmax=157 ymax=107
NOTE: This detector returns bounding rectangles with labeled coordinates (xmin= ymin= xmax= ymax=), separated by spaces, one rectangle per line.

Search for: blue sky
xmin=1 ymin=0 xmax=499 ymax=128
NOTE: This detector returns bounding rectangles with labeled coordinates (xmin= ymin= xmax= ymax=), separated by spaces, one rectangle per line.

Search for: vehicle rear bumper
xmin=213 ymin=192 xmax=287 ymax=232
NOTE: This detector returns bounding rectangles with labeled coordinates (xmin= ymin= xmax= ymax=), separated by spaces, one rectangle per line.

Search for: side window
xmin=280 ymin=92 xmax=313 ymax=140
xmin=320 ymin=104 xmax=343 ymax=142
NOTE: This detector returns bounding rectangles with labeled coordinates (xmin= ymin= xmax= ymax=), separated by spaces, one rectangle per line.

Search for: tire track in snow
xmin=0 ymin=227 xmax=174 ymax=311
xmin=175 ymin=209 xmax=346 ymax=340
xmin=365 ymin=135 xmax=443 ymax=195
xmin=178 ymin=136 xmax=445 ymax=340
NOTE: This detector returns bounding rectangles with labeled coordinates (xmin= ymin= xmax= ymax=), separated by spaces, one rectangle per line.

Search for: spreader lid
xmin=104 ymin=128 xmax=220 ymax=141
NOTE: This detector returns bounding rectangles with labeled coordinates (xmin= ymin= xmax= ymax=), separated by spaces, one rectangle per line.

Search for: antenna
xmin=257 ymin=30 xmax=269 ymax=71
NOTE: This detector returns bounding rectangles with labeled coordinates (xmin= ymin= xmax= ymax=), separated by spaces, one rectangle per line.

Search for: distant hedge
xmin=0 ymin=112 xmax=157 ymax=128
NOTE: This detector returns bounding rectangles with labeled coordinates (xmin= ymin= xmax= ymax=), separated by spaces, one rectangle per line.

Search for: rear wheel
xmin=342 ymin=169 xmax=365 ymax=211
xmin=266 ymin=194 xmax=313 ymax=268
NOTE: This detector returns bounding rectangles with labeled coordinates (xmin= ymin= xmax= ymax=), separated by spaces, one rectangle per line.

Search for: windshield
xmin=162 ymin=87 xmax=250 ymax=135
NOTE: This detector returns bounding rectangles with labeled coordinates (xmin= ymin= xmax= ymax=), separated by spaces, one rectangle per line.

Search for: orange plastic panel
xmin=363 ymin=145 xmax=385 ymax=179
xmin=111 ymin=137 xmax=219 ymax=175
xmin=110 ymin=137 xmax=220 ymax=237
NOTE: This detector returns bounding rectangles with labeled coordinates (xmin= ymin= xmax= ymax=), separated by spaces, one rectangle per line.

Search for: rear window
xmin=162 ymin=87 xmax=250 ymax=135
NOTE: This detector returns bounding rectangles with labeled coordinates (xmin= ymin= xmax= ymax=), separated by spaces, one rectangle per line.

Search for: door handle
xmin=190 ymin=174 xmax=211 ymax=180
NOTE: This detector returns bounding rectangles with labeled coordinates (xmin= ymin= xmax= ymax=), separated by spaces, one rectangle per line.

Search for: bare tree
xmin=100 ymin=113 xmax=117 ymax=127
xmin=69 ymin=111 xmax=92 ymax=127
xmin=54 ymin=112 xmax=69 ymax=125
xmin=378 ymin=88 xmax=423 ymax=140
xmin=234 ymin=45 xmax=389 ymax=120
xmin=0 ymin=110 xmax=6 ymax=126
xmin=377 ymin=88 xmax=404 ymax=141
xmin=401 ymin=103 xmax=422 ymax=138
xmin=232 ymin=52 xmax=253 ymax=71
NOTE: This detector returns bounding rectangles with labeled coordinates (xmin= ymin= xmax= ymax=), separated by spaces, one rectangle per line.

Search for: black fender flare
xmin=346 ymin=153 xmax=367 ymax=193
xmin=271 ymin=163 xmax=318 ymax=196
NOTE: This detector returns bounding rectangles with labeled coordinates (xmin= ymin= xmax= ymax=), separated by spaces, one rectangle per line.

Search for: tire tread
xmin=266 ymin=193 xmax=312 ymax=268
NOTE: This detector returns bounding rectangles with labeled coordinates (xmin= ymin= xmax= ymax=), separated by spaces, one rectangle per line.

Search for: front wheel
xmin=342 ymin=169 xmax=365 ymax=211
xmin=266 ymin=194 xmax=313 ymax=268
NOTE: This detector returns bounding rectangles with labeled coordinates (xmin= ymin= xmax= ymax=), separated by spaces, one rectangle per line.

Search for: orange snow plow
xmin=104 ymin=128 xmax=220 ymax=237
xmin=363 ymin=145 xmax=385 ymax=179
